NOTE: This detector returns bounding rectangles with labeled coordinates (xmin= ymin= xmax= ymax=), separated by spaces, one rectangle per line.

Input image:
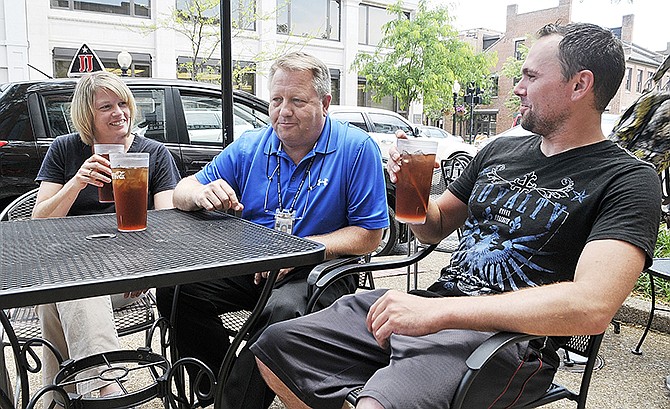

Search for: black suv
xmin=0 ymin=78 xmax=269 ymax=210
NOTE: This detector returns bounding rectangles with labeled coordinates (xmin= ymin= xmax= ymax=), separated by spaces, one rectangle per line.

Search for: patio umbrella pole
xmin=221 ymin=0 xmax=234 ymax=149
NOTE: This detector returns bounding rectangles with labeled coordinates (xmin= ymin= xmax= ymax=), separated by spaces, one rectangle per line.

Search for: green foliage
xmin=352 ymin=0 xmax=496 ymax=119
xmin=499 ymin=41 xmax=529 ymax=117
xmin=633 ymin=223 xmax=670 ymax=304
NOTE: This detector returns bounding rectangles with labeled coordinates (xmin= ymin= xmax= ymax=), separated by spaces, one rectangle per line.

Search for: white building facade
xmin=3 ymin=0 xmax=419 ymax=116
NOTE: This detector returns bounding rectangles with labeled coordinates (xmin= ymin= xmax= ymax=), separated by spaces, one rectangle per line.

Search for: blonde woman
xmin=33 ymin=71 xmax=180 ymax=399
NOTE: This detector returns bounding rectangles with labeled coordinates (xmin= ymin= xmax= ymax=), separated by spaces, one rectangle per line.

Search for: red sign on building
xmin=67 ymin=44 xmax=105 ymax=77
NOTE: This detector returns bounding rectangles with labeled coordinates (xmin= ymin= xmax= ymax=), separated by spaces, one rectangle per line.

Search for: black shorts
xmin=251 ymin=289 xmax=558 ymax=409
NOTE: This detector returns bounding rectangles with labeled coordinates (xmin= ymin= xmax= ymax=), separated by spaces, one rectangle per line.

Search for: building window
xmin=176 ymin=0 xmax=256 ymax=30
xmin=357 ymin=77 xmax=395 ymax=111
xmin=625 ymin=67 xmax=632 ymax=91
xmin=177 ymin=57 xmax=257 ymax=94
xmin=490 ymin=75 xmax=499 ymax=97
xmin=52 ymin=47 xmax=152 ymax=78
xmin=514 ymin=39 xmax=525 ymax=60
xmin=330 ymin=69 xmax=340 ymax=105
xmin=233 ymin=0 xmax=256 ymax=30
xmin=636 ymin=69 xmax=643 ymax=93
xmin=50 ymin=0 xmax=150 ymax=18
xmin=359 ymin=4 xmax=407 ymax=46
xmin=233 ymin=61 xmax=256 ymax=94
xmin=277 ymin=0 xmax=340 ymax=41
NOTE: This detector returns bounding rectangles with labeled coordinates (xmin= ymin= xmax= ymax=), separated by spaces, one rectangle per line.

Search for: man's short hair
xmin=269 ymin=52 xmax=331 ymax=99
xmin=538 ymin=22 xmax=625 ymax=112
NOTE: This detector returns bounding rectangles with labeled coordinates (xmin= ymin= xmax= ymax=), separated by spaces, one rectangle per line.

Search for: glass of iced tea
xmin=93 ymin=144 xmax=125 ymax=203
xmin=109 ymin=152 xmax=149 ymax=232
xmin=395 ymin=138 xmax=438 ymax=224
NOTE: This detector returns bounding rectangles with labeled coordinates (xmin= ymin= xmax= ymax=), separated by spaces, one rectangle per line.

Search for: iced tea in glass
xmin=395 ymin=139 xmax=438 ymax=224
xmin=93 ymin=144 xmax=125 ymax=203
xmin=110 ymin=152 xmax=149 ymax=232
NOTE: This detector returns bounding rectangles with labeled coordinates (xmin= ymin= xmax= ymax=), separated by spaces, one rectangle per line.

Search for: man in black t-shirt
xmin=250 ymin=22 xmax=662 ymax=409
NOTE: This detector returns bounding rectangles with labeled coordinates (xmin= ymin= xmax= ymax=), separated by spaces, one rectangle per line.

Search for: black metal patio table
xmin=0 ymin=208 xmax=325 ymax=408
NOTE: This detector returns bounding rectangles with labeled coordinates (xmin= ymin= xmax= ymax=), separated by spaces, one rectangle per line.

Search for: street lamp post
xmin=452 ymin=80 xmax=460 ymax=135
xmin=465 ymin=82 xmax=481 ymax=144
xmin=117 ymin=50 xmax=132 ymax=77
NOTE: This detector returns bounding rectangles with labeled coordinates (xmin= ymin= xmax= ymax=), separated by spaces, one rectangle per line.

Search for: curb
xmin=614 ymin=296 xmax=670 ymax=334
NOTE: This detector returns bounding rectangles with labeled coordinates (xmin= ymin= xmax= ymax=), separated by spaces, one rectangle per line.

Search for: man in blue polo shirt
xmin=156 ymin=52 xmax=388 ymax=409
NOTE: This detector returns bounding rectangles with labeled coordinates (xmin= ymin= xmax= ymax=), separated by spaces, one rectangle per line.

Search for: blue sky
xmin=430 ymin=0 xmax=668 ymax=52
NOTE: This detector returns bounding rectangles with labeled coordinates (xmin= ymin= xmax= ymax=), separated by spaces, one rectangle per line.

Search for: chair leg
xmin=632 ymin=272 xmax=656 ymax=355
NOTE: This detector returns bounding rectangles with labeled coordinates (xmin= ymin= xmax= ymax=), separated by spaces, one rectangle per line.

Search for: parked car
xmin=329 ymin=105 xmax=476 ymax=255
xmin=0 ymin=77 xmax=269 ymax=211
xmin=329 ymin=105 xmax=477 ymax=161
xmin=416 ymin=125 xmax=465 ymax=144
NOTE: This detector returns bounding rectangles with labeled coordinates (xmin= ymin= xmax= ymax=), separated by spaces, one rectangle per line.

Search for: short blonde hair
xmin=71 ymin=71 xmax=136 ymax=145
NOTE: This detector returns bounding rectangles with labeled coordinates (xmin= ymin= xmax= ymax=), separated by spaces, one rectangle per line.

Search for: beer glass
xmin=395 ymin=139 xmax=438 ymax=224
xmin=109 ymin=152 xmax=149 ymax=232
xmin=93 ymin=144 xmax=125 ymax=203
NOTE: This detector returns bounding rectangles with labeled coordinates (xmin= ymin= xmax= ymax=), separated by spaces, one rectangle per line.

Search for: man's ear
xmin=322 ymin=94 xmax=332 ymax=116
xmin=572 ymin=70 xmax=595 ymax=102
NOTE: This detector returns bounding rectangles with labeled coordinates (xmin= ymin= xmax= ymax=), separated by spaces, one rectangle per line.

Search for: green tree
xmin=499 ymin=41 xmax=529 ymax=115
xmin=352 ymin=0 xmax=496 ymax=121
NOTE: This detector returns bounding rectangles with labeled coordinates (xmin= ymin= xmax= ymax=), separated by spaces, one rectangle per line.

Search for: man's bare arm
xmin=173 ymin=175 xmax=244 ymax=212
xmin=367 ymin=239 xmax=644 ymax=347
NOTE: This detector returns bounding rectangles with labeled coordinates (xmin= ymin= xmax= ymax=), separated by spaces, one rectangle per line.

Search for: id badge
xmin=274 ymin=209 xmax=295 ymax=234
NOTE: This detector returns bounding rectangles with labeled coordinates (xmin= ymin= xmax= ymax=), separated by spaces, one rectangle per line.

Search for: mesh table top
xmin=0 ymin=209 xmax=324 ymax=309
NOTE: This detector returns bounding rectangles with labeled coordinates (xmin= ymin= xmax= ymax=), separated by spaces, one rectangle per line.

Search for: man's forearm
xmin=173 ymin=176 xmax=203 ymax=211
xmin=307 ymin=226 xmax=382 ymax=259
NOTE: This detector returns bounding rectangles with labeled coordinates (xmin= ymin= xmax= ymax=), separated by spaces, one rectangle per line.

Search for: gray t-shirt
xmin=36 ymin=133 xmax=181 ymax=216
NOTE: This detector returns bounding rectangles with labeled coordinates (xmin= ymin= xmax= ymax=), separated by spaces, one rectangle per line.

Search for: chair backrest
xmin=441 ymin=153 xmax=472 ymax=186
xmin=0 ymin=189 xmax=39 ymax=221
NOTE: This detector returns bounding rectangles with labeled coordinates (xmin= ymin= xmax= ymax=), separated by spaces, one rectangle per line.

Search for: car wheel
xmin=373 ymin=205 xmax=398 ymax=257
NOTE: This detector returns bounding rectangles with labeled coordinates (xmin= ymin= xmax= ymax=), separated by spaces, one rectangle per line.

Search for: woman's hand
xmin=77 ymin=154 xmax=112 ymax=190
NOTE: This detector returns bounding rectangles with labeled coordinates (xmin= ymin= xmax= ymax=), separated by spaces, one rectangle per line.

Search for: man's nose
xmin=513 ymin=79 xmax=525 ymax=96
xmin=279 ymin=101 xmax=293 ymax=116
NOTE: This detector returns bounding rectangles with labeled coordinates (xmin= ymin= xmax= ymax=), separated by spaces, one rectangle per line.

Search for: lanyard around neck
xmin=275 ymin=153 xmax=316 ymax=213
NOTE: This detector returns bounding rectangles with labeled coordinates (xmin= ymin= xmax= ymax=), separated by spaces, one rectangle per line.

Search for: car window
xmin=43 ymin=93 xmax=74 ymax=138
xmin=234 ymin=101 xmax=269 ymax=132
xmin=181 ymin=93 xmax=268 ymax=145
xmin=329 ymin=111 xmax=369 ymax=132
xmin=368 ymin=112 xmax=413 ymax=135
xmin=133 ymin=89 xmax=168 ymax=143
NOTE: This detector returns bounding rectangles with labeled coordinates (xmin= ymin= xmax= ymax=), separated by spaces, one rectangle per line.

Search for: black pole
xmin=469 ymin=96 xmax=475 ymax=144
xmin=452 ymin=93 xmax=457 ymax=135
xmin=221 ymin=0 xmax=234 ymax=149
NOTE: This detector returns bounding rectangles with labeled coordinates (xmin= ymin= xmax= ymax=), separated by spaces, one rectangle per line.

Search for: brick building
xmin=453 ymin=0 xmax=670 ymax=139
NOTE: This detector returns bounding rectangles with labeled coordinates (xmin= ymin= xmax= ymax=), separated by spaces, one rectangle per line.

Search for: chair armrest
xmin=464 ymin=332 xmax=541 ymax=370
xmin=305 ymin=255 xmax=367 ymax=314
xmin=305 ymin=244 xmax=438 ymax=313
xmin=306 ymin=255 xmax=367 ymax=287
xmin=452 ymin=332 xmax=543 ymax=409
xmin=314 ymin=243 xmax=438 ymax=289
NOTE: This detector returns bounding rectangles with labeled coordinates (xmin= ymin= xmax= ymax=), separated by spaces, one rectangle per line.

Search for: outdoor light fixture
xmin=117 ymin=50 xmax=132 ymax=77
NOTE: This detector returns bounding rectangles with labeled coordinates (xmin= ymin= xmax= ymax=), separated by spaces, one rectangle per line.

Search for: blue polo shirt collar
xmin=265 ymin=116 xmax=337 ymax=162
